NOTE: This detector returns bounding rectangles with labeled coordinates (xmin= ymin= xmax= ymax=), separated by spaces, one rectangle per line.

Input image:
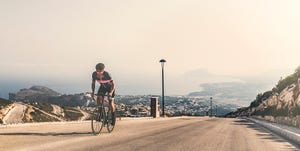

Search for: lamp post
xmin=215 ymin=105 xmax=218 ymax=117
xmin=159 ymin=59 xmax=166 ymax=117
xmin=210 ymin=97 xmax=213 ymax=117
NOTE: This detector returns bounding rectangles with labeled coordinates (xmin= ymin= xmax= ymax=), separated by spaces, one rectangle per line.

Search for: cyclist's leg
xmin=108 ymin=86 xmax=116 ymax=112
xmin=108 ymin=87 xmax=116 ymax=125
xmin=109 ymin=98 xmax=115 ymax=112
xmin=109 ymin=100 xmax=116 ymax=125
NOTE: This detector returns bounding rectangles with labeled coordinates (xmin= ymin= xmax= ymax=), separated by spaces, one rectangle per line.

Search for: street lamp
xmin=215 ymin=105 xmax=218 ymax=117
xmin=159 ymin=59 xmax=166 ymax=117
xmin=210 ymin=97 xmax=213 ymax=117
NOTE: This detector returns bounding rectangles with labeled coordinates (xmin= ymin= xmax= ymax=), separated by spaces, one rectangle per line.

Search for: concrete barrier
xmin=150 ymin=97 xmax=160 ymax=118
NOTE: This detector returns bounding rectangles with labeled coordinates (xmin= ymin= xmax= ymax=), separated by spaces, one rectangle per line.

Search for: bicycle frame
xmin=90 ymin=94 xmax=116 ymax=135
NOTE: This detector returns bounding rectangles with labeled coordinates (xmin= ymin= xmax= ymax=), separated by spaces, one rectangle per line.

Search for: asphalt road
xmin=0 ymin=117 xmax=298 ymax=151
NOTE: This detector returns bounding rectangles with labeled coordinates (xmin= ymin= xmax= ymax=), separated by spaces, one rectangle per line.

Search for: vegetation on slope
xmin=31 ymin=102 xmax=53 ymax=113
xmin=23 ymin=106 xmax=59 ymax=122
xmin=275 ymin=66 xmax=300 ymax=93
xmin=62 ymin=106 xmax=84 ymax=121
xmin=0 ymin=98 xmax=12 ymax=107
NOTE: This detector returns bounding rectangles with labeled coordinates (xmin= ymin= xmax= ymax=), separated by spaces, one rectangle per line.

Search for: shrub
xmin=276 ymin=65 xmax=300 ymax=93
xmin=252 ymin=106 xmax=289 ymax=117
xmin=290 ymin=105 xmax=300 ymax=117
xmin=250 ymin=91 xmax=273 ymax=108
xmin=31 ymin=102 xmax=53 ymax=113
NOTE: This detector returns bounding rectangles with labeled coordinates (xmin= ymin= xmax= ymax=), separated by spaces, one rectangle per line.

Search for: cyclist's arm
xmin=109 ymin=80 xmax=115 ymax=96
xmin=92 ymin=72 xmax=96 ymax=95
xmin=91 ymin=80 xmax=96 ymax=94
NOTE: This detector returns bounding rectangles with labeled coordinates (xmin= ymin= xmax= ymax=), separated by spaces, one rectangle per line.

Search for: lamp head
xmin=159 ymin=59 xmax=166 ymax=63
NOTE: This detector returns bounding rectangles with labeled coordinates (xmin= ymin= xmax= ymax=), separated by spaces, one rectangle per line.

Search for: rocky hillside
xmin=9 ymin=86 xmax=93 ymax=107
xmin=0 ymin=101 xmax=90 ymax=124
xmin=2 ymin=86 xmax=94 ymax=124
xmin=226 ymin=66 xmax=300 ymax=118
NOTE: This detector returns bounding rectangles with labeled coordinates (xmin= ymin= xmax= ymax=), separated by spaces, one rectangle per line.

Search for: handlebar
xmin=87 ymin=92 xmax=112 ymax=103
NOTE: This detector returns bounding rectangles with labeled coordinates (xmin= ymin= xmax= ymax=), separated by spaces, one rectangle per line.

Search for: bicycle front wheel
xmin=91 ymin=107 xmax=105 ymax=135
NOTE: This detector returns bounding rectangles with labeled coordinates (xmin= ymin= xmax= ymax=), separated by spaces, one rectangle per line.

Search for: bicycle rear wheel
xmin=91 ymin=107 xmax=105 ymax=135
xmin=106 ymin=109 xmax=116 ymax=133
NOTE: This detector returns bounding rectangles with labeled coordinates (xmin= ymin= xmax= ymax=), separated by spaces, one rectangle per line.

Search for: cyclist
xmin=91 ymin=63 xmax=116 ymax=125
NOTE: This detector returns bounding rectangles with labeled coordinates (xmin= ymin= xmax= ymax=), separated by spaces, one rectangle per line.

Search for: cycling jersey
xmin=92 ymin=71 xmax=113 ymax=84
xmin=92 ymin=71 xmax=115 ymax=97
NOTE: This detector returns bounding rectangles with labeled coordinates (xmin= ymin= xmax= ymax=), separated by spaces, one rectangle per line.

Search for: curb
xmin=248 ymin=118 xmax=300 ymax=147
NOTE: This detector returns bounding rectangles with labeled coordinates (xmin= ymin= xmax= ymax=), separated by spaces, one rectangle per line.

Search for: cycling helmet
xmin=95 ymin=63 xmax=105 ymax=70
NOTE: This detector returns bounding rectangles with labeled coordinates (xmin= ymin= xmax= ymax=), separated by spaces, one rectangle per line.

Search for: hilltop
xmin=9 ymin=85 xmax=60 ymax=101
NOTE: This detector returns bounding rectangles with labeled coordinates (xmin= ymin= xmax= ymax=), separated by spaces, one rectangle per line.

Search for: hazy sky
xmin=1 ymin=0 xmax=300 ymax=97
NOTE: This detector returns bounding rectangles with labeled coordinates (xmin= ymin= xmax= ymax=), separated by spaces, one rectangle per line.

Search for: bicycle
xmin=91 ymin=94 xmax=116 ymax=135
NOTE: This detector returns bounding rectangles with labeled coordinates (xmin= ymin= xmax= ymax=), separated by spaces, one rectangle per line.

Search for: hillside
xmin=3 ymin=87 xmax=91 ymax=124
xmin=1 ymin=101 xmax=89 ymax=124
xmin=0 ymin=97 xmax=12 ymax=107
xmin=9 ymin=86 xmax=92 ymax=107
xmin=226 ymin=66 xmax=300 ymax=127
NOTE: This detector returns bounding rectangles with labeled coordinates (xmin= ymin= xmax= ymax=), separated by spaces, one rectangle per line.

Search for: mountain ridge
xmin=9 ymin=85 xmax=60 ymax=101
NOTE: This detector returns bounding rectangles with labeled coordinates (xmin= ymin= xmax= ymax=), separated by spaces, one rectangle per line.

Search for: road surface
xmin=0 ymin=117 xmax=298 ymax=151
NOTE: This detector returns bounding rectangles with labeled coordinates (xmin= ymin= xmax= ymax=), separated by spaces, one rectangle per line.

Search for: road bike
xmin=91 ymin=94 xmax=116 ymax=135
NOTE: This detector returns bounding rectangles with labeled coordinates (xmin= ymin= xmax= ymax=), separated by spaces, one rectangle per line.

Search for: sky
xmin=1 ymin=0 xmax=300 ymax=98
